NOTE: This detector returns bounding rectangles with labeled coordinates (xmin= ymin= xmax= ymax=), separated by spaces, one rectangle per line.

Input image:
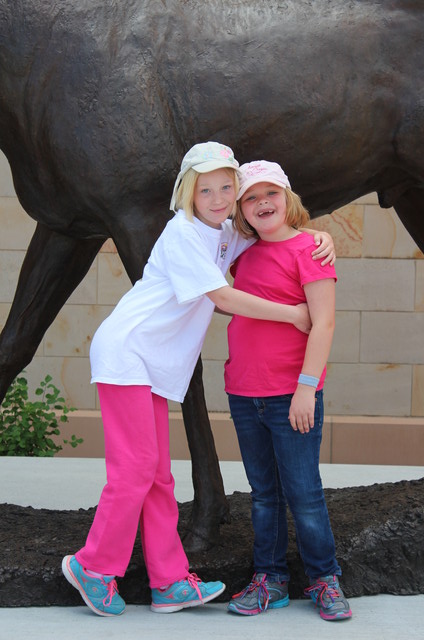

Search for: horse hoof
xmin=182 ymin=527 xmax=218 ymax=553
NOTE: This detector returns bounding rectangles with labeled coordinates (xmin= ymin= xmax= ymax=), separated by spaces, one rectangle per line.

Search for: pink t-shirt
xmin=224 ymin=232 xmax=337 ymax=397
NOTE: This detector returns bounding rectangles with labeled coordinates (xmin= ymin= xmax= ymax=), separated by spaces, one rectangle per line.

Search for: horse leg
xmin=181 ymin=357 xmax=230 ymax=551
xmin=0 ymin=222 xmax=104 ymax=402
xmin=114 ymin=222 xmax=230 ymax=552
xmin=392 ymin=186 xmax=424 ymax=253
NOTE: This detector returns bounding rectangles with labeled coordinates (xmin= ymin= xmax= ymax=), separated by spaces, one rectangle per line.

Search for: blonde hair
xmin=174 ymin=167 xmax=240 ymax=222
xmin=233 ymin=187 xmax=310 ymax=239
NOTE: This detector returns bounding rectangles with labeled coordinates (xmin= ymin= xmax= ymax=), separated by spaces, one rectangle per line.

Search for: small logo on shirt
xmin=220 ymin=242 xmax=228 ymax=260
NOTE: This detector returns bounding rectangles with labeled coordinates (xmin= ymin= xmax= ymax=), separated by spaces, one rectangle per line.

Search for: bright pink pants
xmin=75 ymin=384 xmax=190 ymax=587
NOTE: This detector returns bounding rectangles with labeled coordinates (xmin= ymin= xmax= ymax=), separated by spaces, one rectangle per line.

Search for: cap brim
xmin=237 ymin=178 xmax=289 ymax=200
xmin=193 ymin=160 xmax=239 ymax=173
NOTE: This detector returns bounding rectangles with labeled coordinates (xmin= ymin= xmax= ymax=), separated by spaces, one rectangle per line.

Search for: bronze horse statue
xmin=0 ymin=0 xmax=423 ymax=549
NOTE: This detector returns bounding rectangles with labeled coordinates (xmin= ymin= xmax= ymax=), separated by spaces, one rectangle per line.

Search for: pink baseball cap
xmin=237 ymin=160 xmax=291 ymax=200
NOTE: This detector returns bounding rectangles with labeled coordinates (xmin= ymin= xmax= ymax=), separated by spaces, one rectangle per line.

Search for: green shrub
xmin=0 ymin=374 xmax=83 ymax=456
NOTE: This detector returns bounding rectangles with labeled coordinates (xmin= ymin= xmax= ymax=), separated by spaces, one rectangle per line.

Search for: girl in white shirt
xmin=61 ymin=142 xmax=334 ymax=618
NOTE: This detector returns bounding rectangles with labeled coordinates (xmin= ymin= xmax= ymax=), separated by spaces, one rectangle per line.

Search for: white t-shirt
xmin=90 ymin=210 xmax=255 ymax=402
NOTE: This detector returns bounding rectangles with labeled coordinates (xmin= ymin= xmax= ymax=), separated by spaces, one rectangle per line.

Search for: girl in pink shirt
xmin=225 ymin=161 xmax=352 ymax=621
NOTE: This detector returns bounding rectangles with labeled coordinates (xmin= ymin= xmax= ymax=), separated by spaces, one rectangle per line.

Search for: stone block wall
xmin=307 ymin=200 xmax=424 ymax=418
xmin=1 ymin=151 xmax=424 ymax=462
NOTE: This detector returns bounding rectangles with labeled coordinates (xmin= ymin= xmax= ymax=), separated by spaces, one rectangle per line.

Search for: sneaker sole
xmin=61 ymin=555 xmax=125 ymax=617
xmin=151 ymin=583 xmax=226 ymax=613
xmin=320 ymin=608 xmax=352 ymax=621
xmin=228 ymin=595 xmax=289 ymax=616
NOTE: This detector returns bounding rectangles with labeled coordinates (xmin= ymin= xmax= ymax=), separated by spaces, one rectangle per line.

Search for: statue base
xmin=1 ymin=479 xmax=423 ymax=606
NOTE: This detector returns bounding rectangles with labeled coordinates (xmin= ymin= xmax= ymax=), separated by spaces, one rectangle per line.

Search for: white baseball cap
xmin=237 ymin=160 xmax=291 ymax=200
xmin=170 ymin=141 xmax=239 ymax=211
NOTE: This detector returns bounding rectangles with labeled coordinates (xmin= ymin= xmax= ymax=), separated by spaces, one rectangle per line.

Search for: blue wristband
xmin=298 ymin=374 xmax=319 ymax=388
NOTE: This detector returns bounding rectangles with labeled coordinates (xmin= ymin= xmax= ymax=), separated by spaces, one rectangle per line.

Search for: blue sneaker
xmin=151 ymin=572 xmax=225 ymax=613
xmin=62 ymin=555 xmax=125 ymax=616
xmin=228 ymin=573 xmax=289 ymax=615
xmin=304 ymin=575 xmax=352 ymax=621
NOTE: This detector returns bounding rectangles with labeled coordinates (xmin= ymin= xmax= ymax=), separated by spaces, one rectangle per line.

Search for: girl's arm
xmin=300 ymin=228 xmax=336 ymax=266
xmin=288 ymin=278 xmax=336 ymax=433
xmin=207 ymin=286 xmax=311 ymax=334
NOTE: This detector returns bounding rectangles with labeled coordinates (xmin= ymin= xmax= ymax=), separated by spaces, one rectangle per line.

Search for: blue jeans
xmin=228 ymin=391 xmax=341 ymax=582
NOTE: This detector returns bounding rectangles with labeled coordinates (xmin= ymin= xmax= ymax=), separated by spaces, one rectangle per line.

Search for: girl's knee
xmin=112 ymin=453 xmax=159 ymax=488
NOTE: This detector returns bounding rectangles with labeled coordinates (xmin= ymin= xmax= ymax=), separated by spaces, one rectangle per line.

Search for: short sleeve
xmin=164 ymin=229 xmax=229 ymax=304
xmin=297 ymin=244 xmax=337 ymax=287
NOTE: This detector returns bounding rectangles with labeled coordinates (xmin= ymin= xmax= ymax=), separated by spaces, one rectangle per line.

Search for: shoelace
xmin=305 ymin=578 xmax=340 ymax=607
xmin=232 ymin=573 xmax=270 ymax=612
xmin=102 ymin=578 xmax=119 ymax=607
xmin=186 ymin=572 xmax=204 ymax=603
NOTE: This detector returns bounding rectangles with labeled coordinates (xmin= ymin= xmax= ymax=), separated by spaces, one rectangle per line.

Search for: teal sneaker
xmin=304 ymin=575 xmax=352 ymax=621
xmin=62 ymin=555 xmax=125 ymax=616
xmin=228 ymin=573 xmax=289 ymax=616
xmin=151 ymin=572 xmax=225 ymax=613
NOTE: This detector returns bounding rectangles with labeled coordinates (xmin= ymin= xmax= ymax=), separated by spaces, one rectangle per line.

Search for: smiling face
xmin=193 ymin=168 xmax=236 ymax=229
xmin=240 ymin=181 xmax=295 ymax=241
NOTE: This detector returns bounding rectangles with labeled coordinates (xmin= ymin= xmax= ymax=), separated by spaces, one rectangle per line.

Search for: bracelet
xmin=298 ymin=374 xmax=319 ymax=388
